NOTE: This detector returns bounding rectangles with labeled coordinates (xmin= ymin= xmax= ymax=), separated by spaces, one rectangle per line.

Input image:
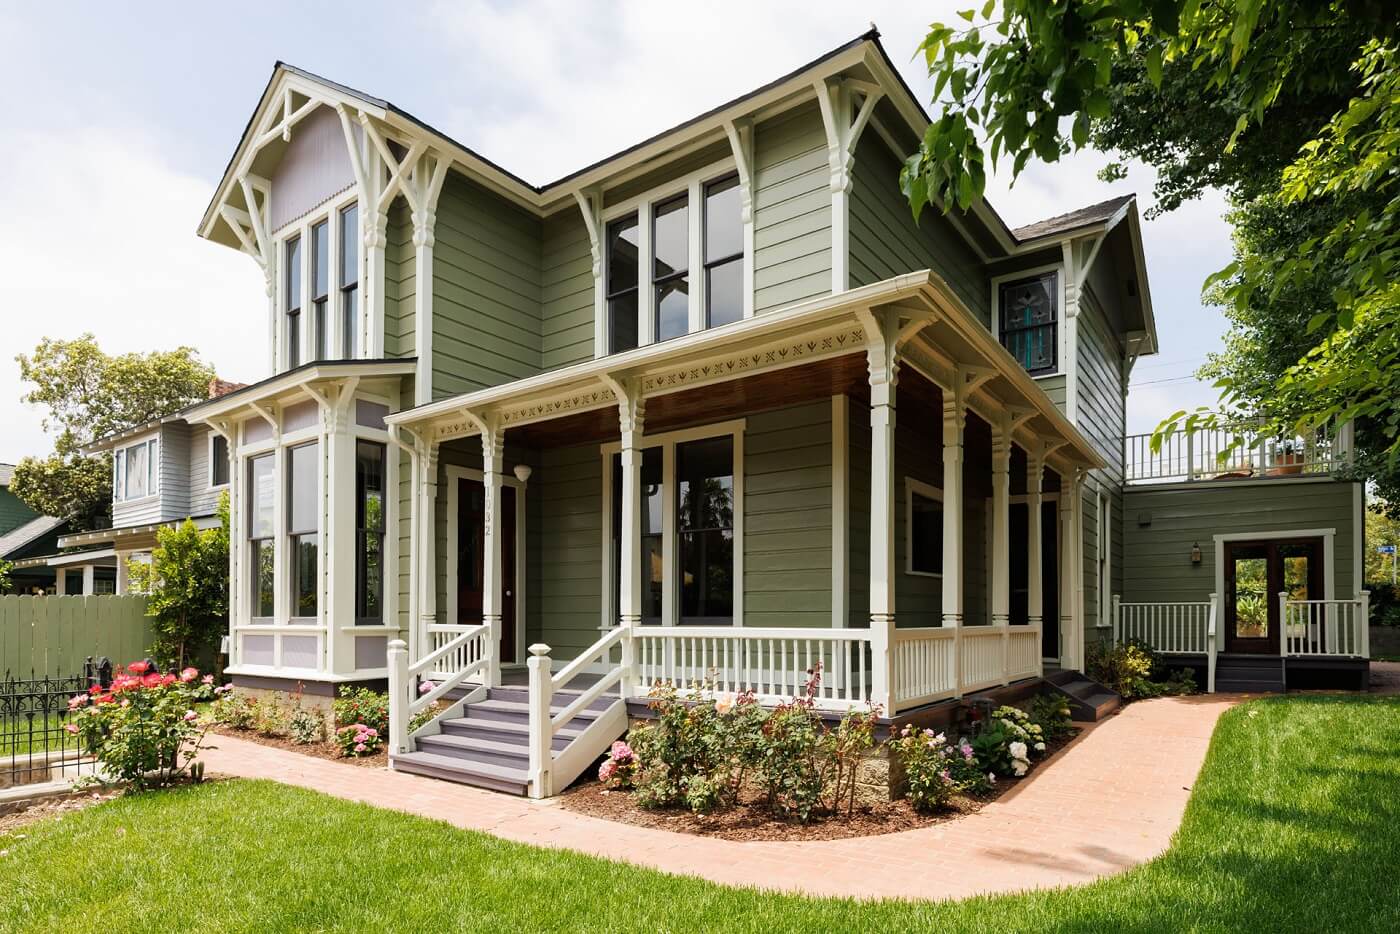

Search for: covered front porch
xmin=383 ymin=273 xmax=1102 ymax=795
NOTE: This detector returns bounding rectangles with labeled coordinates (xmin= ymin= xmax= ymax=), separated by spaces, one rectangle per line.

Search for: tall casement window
xmin=676 ymin=436 xmax=734 ymax=623
xmin=311 ymin=219 xmax=330 ymax=360
xmin=610 ymin=447 xmax=664 ymax=623
xmin=703 ymin=175 xmax=743 ymax=328
xmin=998 ymin=272 xmax=1057 ymax=375
xmin=285 ymin=235 xmax=303 ymax=369
xmin=905 ymin=479 xmax=944 ymax=576
xmin=248 ymin=454 xmax=275 ymax=619
xmin=606 ymin=214 xmax=640 ymax=354
xmin=355 ymin=441 xmax=386 ymax=624
xmin=209 ymin=434 xmax=230 ymax=488
xmin=113 ymin=438 xmax=157 ymax=502
xmin=339 ymin=203 xmax=359 ymax=358
xmin=287 ymin=443 xmax=319 ymax=619
xmin=653 ymin=195 xmax=690 ymax=342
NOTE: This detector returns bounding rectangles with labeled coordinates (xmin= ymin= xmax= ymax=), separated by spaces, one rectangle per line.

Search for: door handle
xmin=505 ymin=590 xmax=513 ymax=597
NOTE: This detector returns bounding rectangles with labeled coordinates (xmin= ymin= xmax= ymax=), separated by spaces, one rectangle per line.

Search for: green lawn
xmin=2 ymin=695 xmax=1398 ymax=932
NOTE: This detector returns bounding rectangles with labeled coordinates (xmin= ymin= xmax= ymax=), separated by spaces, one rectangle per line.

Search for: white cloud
xmin=0 ymin=128 xmax=266 ymax=460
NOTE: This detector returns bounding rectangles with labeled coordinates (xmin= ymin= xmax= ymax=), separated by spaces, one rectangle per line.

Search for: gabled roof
xmin=0 ymin=515 xmax=66 ymax=559
xmin=1012 ymin=195 xmax=1136 ymax=242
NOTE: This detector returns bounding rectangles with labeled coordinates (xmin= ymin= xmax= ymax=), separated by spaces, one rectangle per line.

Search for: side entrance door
xmin=455 ymin=478 xmax=518 ymax=665
xmin=1223 ymin=538 xmax=1323 ymax=654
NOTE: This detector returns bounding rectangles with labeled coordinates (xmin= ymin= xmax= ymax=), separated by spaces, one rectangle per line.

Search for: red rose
xmin=127 ymin=661 xmax=149 ymax=675
xmin=142 ymin=672 xmax=163 ymax=688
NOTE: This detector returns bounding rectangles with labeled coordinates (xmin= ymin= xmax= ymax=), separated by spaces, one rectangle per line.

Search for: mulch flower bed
xmin=558 ymin=727 xmax=1080 ymax=842
xmin=206 ymin=723 xmax=388 ymax=768
xmin=0 ymin=788 xmax=122 ymax=838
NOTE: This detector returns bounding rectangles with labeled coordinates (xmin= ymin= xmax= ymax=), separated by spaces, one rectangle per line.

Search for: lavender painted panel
xmin=243 ymin=634 xmax=274 ymax=666
xmin=282 ymin=635 xmax=320 ymax=669
xmin=243 ymin=418 xmax=274 ymax=445
xmin=270 ymin=107 xmax=356 ymax=232
xmin=354 ymin=636 xmax=388 ymax=670
xmin=355 ymin=399 xmax=390 ymax=429
xmin=282 ymin=400 xmax=319 ymax=433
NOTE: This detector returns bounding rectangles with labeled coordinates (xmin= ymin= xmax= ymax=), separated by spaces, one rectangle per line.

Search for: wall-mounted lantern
xmin=1191 ymin=542 xmax=1202 ymax=565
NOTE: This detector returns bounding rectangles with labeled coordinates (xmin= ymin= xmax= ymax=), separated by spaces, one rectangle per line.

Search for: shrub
xmin=334 ymin=723 xmax=382 ymax=757
xmin=755 ymin=694 xmax=826 ymax=822
xmin=408 ymin=705 xmax=439 ymax=736
xmin=334 ymin=687 xmax=389 ymax=734
xmin=630 ymin=682 xmax=765 ymax=813
xmin=1087 ymin=638 xmax=1159 ymax=698
xmin=252 ymin=697 xmax=289 ymax=737
xmin=970 ymin=706 xmax=1046 ymax=777
xmin=287 ymin=708 xmax=325 ymax=745
xmin=820 ymin=706 xmax=879 ymax=818
xmin=1029 ymin=692 xmax=1074 ymax=741
xmin=68 ymin=661 xmax=212 ymax=790
xmin=889 ymin=727 xmax=987 ymax=812
xmin=598 ymin=740 xmax=638 ymax=789
xmin=210 ymin=688 xmax=254 ymax=729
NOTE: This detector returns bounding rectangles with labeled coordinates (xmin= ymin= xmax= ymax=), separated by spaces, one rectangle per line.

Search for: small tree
xmin=128 ymin=494 xmax=230 ymax=668
xmin=0 ymin=558 xmax=13 ymax=595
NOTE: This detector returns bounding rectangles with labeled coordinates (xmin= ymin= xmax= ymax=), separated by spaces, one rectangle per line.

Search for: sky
xmin=0 ymin=1 xmax=1232 ymax=461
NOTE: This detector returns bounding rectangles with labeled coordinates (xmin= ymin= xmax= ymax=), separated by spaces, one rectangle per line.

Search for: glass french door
xmin=1224 ymin=538 xmax=1323 ymax=654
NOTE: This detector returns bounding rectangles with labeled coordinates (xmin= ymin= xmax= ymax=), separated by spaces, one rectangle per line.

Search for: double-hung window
xmin=339 ymin=204 xmax=359 ymax=358
xmin=311 ymin=220 xmax=330 ymax=360
xmin=247 ymin=454 xmax=275 ymax=619
xmin=113 ymin=438 xmax=157 ymax=502
xmin=355 ymin=441 xmax=385 ymax=624
xmin=285 ymin=236 xmax=303 ymax=368
xmin=606 ymin=214 xmax=640 ymax=354
xmin=287 ymin=443 xmax=319 ymax=620
xmin=703 ymin=175 xmax=743 ymax=328
xmin=998 ymin=272 xmax=1058 ymax=375
xmin=652 ymin=196 xmax=690 ymax=342
xmin=210 ymin=434 xmax=230 ymax=488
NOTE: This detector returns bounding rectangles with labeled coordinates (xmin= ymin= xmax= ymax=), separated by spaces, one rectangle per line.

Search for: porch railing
xmin=1113 ymin=595 xmax=1215 ymax=654
xmin=892 ymin=625 xmax=1040 ymax=712
xmin=424 ymin=623 xmax=491 ymax=681
xmin=1280 ymin=593 xmax=1370 ymax=658
xmin=386 ymin=623 xmax=490 ymax=755
xmin=1124 ymin=418 xmax=1348 ymax=485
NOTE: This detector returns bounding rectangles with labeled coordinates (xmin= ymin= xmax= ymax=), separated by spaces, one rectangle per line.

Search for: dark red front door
xmin=455 ymin=479 xmax=517 ymax=664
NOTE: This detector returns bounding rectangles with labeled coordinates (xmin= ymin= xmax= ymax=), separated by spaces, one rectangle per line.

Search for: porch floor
xmin=203 ymin=694 xmax=1238 ymax=900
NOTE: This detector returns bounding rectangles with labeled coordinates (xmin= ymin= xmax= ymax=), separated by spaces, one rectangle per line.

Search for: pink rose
xmin=353 ymin=743 xmax=367 ymax=753
xmin=180 ymin=667 xmax=199 ymax=682
xmin=183 ymin=710 xmax=198 ymax=722
xmin=419 ymin=681 xmax=434 ymax=695
xmin=64 ymin=723 xmax=79 ymax=734
xmin=127 ymin=661 xmax=149 ymax=675
xmin=68 ymin=694 xmax=89 ymax=710
xmin=202 ymin=674 xmax=215 ymax=685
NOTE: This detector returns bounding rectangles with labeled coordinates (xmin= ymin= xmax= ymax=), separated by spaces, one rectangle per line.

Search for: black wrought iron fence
xmin=0 ymin=659 xmax=107 ymax=786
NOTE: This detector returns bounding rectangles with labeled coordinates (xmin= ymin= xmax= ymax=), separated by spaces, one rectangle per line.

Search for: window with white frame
xmin=998 ymin=271 xmax=1058 ymax=375
xmin=355 ymin=440 xmax=385 ymax=625
xmin=603 ymin=165 xmax=744 ymax=355
xmin=247 ymin=454 xmax=275 ymax=619
xmin=905 ymin=478 xmax=943 ymax=576
xmin=113 ymin=438 xmax=158 ymax=502
xmin=279 ymin=197 xmax=361 ymax=370
xmin=287 ymin=442 xmax=319 ymax=620
xmin=209 ymin=434 xmax=230 ymax=488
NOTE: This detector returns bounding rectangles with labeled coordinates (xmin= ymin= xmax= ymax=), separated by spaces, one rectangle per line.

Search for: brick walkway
xmin=199 ymin=693 xmax=1237 ymax=901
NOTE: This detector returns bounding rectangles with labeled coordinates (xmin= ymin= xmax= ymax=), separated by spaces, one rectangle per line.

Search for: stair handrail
xmin=388 ymin=624 xmax=489 ymax=755
xmin=527 ymin=625 xmax=630 ymax=799
xmin=549 ymin=625 xmax=628 ymax=734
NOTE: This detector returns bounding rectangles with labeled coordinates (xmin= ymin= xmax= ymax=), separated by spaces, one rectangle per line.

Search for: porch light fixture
xmin=1191 ymin=542 xmax=1202 ymax=565
xmin=513 ymin=464 xmax=533 ymax=485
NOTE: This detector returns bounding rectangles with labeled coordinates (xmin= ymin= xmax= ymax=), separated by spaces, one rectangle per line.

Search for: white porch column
xmin=1059 ymin=469 xmax=1085 ymax=670
xmin=324 ymin=388 xmax=357 ymax=674
xmin=616 ymin=383 xmax=646 ymax=698
xmin=417 ymin=438 xmax=440 ymax=666
xmin=990 ymin=416 xmax=1011 ymax=629
xmin=941 ymin=389 xmax=966 ymax=629
xmin=481 ymin=424 xmax=505 ymax=688
xmin=412 ymin=209 xmax=437 ymax=405
xmin=1026 ymin=450 xmax=1045 ymax=631
xmin=81 ymin=564 xmax=95 ymax=596
xmin=115 ymin=553 xmax=128 ymax=596
xmin=861 ymin=310 xmax=900 ymax=713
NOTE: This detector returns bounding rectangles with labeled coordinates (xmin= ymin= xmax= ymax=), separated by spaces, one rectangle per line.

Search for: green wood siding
xmin=0 ymin=484 xmax=38 ymax=536
xmin=1076 ymin=287 xmax=1127 ymax=631
xmin=1121 ymin=480 xmax=1361 ymax=604
xmin=848 ymin=135 xmax=989 ymax=325
xmin=743 ymin=402 xmax=833 ymax=627
xmin=530 ymin=443 xmax=602 ymax=660
xmin=541 ymin=210 xmax=595 ymax=371
xmin=753 ymin=101 xmax=831 ymax=314
xmin=431 ymin=174 xmax=544 ymax=399
xmin=383 ymin=199 xmax=415 ymax=359
xmin=847 ymin=399 xmax=871 ymax=628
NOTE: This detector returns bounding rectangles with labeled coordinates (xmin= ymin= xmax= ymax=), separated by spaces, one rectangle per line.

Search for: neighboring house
xmin=69 ymin=378 xmax=245 ymax=593
xmin=106 ymin=28 xmax=1359 ymax=796
xmin=0 ymin=462 xmax=69 ymax=593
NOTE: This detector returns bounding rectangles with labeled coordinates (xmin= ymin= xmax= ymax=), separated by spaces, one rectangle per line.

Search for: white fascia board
xmin=183 ymin=360 xmax=415 ymax=424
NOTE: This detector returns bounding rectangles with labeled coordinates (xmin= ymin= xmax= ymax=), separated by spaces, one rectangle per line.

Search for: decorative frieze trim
xmin=639 ymin=325 xmax=865 ymax=396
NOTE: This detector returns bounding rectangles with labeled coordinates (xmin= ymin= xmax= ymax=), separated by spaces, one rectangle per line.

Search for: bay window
xmin=340 ymin=203 xmax=359 ymax=358
xmin=311 ymin=219 xmax=329 ymax=360
xmin=998 ymin=271 xmax=1058 ymax=375
xmin=355 ymin=441 xmax=385 ymax=624
xmin=285 ymin=235 xmax=302 ymax=368
xmin=248 ymin=454 xmax=275 ymax=619
xmin=287 ymin=443 xmax=319 ymax=619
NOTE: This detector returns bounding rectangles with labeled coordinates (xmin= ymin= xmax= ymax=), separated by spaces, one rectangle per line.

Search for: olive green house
xmin=181 ymin=29 xmax=1364 ymax=796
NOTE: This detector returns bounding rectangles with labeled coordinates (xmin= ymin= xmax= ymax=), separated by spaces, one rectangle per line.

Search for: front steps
xmin=1216 ymin=653 xmax=1286 ymax=693
xmin=1044 ymin=669 xmax=1122 ymax=721
xmin=391 ymin=685 xmax=625 ymax=796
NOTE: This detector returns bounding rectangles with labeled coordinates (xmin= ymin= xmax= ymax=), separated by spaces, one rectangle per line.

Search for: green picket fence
xmin=0 ymin=595 xmax=153 ymax=679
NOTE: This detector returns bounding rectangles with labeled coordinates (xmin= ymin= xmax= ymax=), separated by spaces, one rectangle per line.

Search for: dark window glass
xmin=910 ymin=491 xmax=943 ymax=574
xmin=340 ymin=204 xmax=359 ymax=358
xmin=247 ymin=454 xmax=275 ymax=618
xmin=706 ymin=260 xmax=743 ymax=329
xmin=292 ymin=533 xmax=318 ymax=618
xmin=611 ymin=447 xmax=664 ymax=623
xmin=285 ymin=236 xmax=302 ymax=368
xmin=355 ymin=441 xmax=386 ymax=624
xmin=311 ymin=220 xmax=329 ymax=360
xmin=677 ymin=436 xmax=734 ymax=624
xmin=252 ymin=539 xmax=275 ymax=617
xmin=211 ymin=435 xmax=229 ymax=487
xmin=704 ymin=175 xmax=743 ymax=329
xmin=653 ymin=195 xmax=689 ymax=341
xmin=999 ymin=272 xmax=1057 ymax=374
xmin=606 ymin=214 xmax=640 ymax=354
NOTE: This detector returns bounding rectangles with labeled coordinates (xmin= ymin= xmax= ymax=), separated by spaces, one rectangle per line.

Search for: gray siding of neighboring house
xmin=1121 ymin=479 xmax=1361 ymax=604
xmin=186 ymin=423 xmax=225 ymax=518
xmin=848 ymin=135 xmax=989 ymax=325
xmin=383 ymin=199 xmax=415 ymax=359
xmin=112 ymin=426 xmax=189 ymax=528
xmin=753 ymin=101 xmax=831 ymax=314
xmin=540 ymin=209 xmax=594 ymax=372
xmin=430 ymin=174 xmax=544 ymax=399
xmin=743 ymin=401 xmax=833 ymax=628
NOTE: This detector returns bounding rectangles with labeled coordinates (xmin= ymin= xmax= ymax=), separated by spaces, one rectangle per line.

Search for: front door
xmin=456 ymin=478 xmax=518 ymax=664
xmin=1223 ymin=538 xmax=1323 ymax=654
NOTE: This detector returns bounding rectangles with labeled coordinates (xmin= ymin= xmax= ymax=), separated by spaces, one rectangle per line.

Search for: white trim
xmin=990 ymin=263 xmax=1066 ymax=381
xmin=272 ymin=189 xmax=362 ymax=372
xmin=903 ymin=476 xmax=943 ymax=579
xmin=831 ymin=395 xmax=849 ymax=627
xmin=443 ymin=464 xmax=527 ymax=666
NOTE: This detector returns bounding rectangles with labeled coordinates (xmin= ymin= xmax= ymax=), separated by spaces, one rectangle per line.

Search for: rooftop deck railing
xmin=1124 ymin=418 xmax=1351 ymax=485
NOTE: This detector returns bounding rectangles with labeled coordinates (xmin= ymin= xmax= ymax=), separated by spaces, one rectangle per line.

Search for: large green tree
xmin=900 ymin=1 xmax=1399 ymax=501
xmin=12 ymin=335 xmax=216 ymax=531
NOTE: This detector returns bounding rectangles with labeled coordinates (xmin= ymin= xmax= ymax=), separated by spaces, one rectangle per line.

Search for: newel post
xmin=387 ymin=639 xmax=410 ymax=756
xmin=527 ymin=643 xmax=554 ymax=799
xmin=1278 ymin=591 xmax=1289 ymax=656
xmin=1206 ymin=592 xmax=1219 ymax=694
xmin=1111 ymin=593 xmax=1121 ymax=646
xmin=1359 ymin=591 xmax=1371 ymax=659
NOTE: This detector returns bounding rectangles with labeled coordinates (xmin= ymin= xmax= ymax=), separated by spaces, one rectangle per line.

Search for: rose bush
xmin=597 ymin=740 xmax=638 ymax=789
xmin=68 ymin=661 xmax=213 ymax=790
xmin=334 ymin=723 xmax=381 ymax=757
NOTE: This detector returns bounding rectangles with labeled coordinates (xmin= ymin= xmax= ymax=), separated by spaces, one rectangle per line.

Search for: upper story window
xmin=603 ymin=166 xmax=744 ymax=356
xmin=285 ymin=235 xmax=303 ymax=368
xmin=340 ymin=204 xmax=359 ymax=359
xmin=998 ymin=272 xmax=1058 ymax=375
xmin=311 ymin=219 xmax=330 ymax=360
xmin=210 ymin=434 xmax=230 ymax=488
xmin=113 ymin=438 xmax=157 ymax=503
